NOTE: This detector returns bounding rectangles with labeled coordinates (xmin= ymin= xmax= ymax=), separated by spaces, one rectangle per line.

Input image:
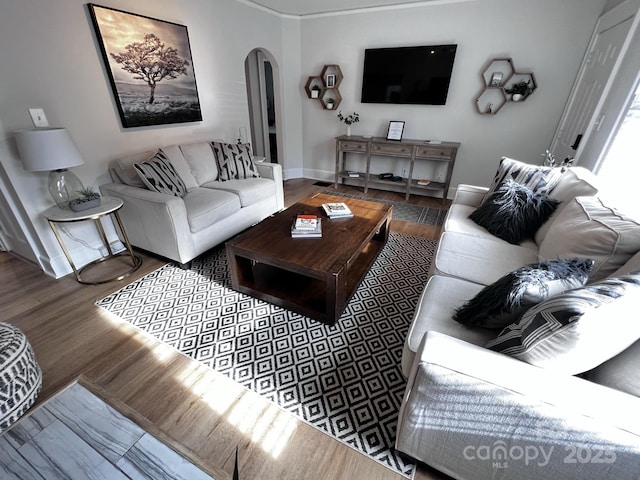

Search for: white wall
xmin=0 ymin=0 xmax=294 ymax=277
xmin=0 ymin=0 xmax=609 ymax=278
xmin=299 ymin=0 xmax=607 ymax=188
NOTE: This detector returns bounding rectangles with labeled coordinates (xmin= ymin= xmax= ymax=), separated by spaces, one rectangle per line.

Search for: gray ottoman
xmin=0 ymin=322 xmax=42 ymax=432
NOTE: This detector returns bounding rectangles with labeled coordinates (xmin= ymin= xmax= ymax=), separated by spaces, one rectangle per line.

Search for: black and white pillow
xmin=453 ymin=258 xmax=594 ymax=329
xmin=224 ymin=143 xmax=260 ymax=179
xmin=133 ymin=150 xmax=187 ymax=197
xmin=212 ymin=142 xmax=260 ymax=181
xmin=484 ymin=157 xmax=564 ymax=201
xmin=469 ymin=179 xmax=559 ymax=244
xmin=486 ymin=271 xmax=640 ymax=375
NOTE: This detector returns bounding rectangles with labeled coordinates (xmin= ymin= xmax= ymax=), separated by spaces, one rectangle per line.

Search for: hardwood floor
xmin=0 ymin=179 xmax=450 ymax=480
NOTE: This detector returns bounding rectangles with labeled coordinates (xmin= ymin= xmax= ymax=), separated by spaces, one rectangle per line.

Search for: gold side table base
xmin=76 ymin=253 xmax=143 ymax=285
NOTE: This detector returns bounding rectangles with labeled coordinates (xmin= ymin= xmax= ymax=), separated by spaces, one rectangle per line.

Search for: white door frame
xmin=550 ymin=0 xmax=640 ymax=166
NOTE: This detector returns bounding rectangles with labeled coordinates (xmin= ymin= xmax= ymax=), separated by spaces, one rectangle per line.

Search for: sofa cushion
xmin=183 ymin=188 xmax=241 ymax=233
xmin=484 ymin=157 xmax=564 ymax=202
xmin=402 ymin=275 xmax=495 ymax=376
xmin=585 ymin=339 xmax=640 ymax=397
xmin=453 ymin=258 xmax=594 ymax=329
xmin=134 ymin=152 xmax=188 ymax=198
xmin=486 ymin=272 xmax=640 ymax=375
xmin=179 ymin=142 xmax=219 ymax=185
xmin=202 ymin=177 xmax=275 ymax=207
xmin=158 ymin=145 xmax=198 ymax=190
xmin=539 ymin=196 xmax=640 ymax=281
xmin=469 ymin=179 xmax=559 ymax=245
xmin=534 ymin=166 xmax=600 ymax=244
xmin=111 ymin=150 xmax=154 ymax=187
xmin=432 ymin=232 xmax=539 ymax=285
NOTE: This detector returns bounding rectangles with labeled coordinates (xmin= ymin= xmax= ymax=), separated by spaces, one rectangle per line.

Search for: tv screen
xmin=361 ymin=44 xmax=457 ymax=105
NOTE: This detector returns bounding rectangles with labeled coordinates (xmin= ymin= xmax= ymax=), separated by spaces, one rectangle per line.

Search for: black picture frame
xmin=88 ymin=4 xmax=202 ymax=128
xmin=386 ymin=121 xmax=405 ymax=141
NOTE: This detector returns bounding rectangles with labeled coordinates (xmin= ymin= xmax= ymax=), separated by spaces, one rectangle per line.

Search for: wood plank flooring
xmin=0 ymin=179 xmax=451 ymax=480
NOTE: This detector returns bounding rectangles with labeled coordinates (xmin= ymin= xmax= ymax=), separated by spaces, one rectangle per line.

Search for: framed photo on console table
xmin=386 ymin=121 xmax=405 ymax=141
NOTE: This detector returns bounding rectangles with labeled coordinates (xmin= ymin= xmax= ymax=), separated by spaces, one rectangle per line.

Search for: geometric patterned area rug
xmin=323 ymin=190 xmax=448 ymax=226
xmin=97 ymin=233 xmax=437 ymax=478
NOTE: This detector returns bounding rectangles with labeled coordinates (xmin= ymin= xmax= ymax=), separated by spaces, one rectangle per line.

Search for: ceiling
xmin=244 ymin=0 xmax=464 ymax=16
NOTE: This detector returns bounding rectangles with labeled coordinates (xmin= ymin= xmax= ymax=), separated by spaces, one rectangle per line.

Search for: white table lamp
xmin=15 ymin=128 xmax=85 ymax=208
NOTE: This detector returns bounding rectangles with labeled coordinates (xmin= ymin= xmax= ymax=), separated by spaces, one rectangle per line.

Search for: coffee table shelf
xmin=226 ymin=193 xmax=392 ymax=325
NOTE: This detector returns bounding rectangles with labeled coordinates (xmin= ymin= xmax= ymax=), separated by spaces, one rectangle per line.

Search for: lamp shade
xmin=15 ymin=128 xmax=84 ymax=172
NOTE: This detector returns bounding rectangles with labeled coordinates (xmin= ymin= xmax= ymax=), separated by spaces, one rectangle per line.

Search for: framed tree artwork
xmin=88 ymin=4 xmax=202 ymax=128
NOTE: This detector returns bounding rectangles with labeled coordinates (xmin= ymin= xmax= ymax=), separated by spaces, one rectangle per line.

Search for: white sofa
xmin=396 ymin=161 xmax=640 ymax=479
xmin=100 ymin=141 xmax=284 ymax=266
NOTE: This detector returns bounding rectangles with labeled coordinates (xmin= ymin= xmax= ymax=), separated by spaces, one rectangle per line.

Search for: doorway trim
xmin=244 ymin=48 xmax=283 ymax=164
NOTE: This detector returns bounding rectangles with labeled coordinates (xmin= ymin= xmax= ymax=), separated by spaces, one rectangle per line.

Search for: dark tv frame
xmin=360 ymin=44 xmax=458 ymax=106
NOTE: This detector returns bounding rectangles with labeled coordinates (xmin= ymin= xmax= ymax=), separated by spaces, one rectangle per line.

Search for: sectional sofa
xmin=396 ymin=158 xmax=640 ymax=480
xmin=100 ymin=141 xmax=284 ymax=267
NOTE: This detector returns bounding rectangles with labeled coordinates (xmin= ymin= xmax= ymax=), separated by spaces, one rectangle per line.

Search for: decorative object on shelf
xmin=305 ymin=64 xmax=343 ymax=110
xmin=88 ymin=4 xmax=202 ymax=128
xmin=474 ymin=57 xmax=537 ymax=115
xmin=490 ymin=72 xmax=503 ymax=87
xmin=505 ymin=80 xmax=534 ymax=101
xmin=15 ymin=127 xmax=86 ymax=208
xmin=386 ymin=121 xmax=405 ymax=141
xmin=326 ymin=74 xmax=336 ymax=88
xmin=337 ymin=111 xmax=359 ymax=136
xmin=69 ymin=187 xmax=102 ymax=212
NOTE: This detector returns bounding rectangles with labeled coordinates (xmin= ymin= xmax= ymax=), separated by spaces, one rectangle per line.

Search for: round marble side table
xmin=43 ymin=196 xmax=142 ymax=284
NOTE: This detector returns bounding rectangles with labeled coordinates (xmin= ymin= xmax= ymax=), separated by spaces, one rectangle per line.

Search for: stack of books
xmin=322 ymin=202 xmax=354 ymax=218
xmin=291 ymin=214 xmax=322 ymax=238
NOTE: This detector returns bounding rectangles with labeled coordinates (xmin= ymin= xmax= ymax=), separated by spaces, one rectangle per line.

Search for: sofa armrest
xmin=397 ymin=331 xmax=640 ymax=480
xmin=256 ymin=161 xmax=284 ymax=211
xmin=452 ymin=184 xmax=488 ymax=207
xmin=100 ymin=183 xmax=195 ymax=264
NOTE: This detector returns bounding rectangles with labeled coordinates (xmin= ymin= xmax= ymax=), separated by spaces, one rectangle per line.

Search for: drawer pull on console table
xmin=334 ymin=136 xmax=460 ymax=202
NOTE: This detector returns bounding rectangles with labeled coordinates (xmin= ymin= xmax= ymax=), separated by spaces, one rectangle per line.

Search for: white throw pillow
xmin=486 ymin=272 xmax=640 ymax=375
xmin=539 ymin=196 xmax=640 ymax=281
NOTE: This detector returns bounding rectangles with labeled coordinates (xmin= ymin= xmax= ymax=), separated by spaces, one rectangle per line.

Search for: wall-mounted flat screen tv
xmin=361 ymin=44 xmax=457 ymax=105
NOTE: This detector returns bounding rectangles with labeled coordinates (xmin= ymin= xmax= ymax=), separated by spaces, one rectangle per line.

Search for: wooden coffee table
xmin=226 ymin=193 xmax=392 ymax=325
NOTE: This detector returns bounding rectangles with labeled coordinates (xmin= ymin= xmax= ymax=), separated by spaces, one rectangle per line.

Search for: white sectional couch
xmin=396 ymin=159 xmax=640 ymax=480
xmin=100 ymin=141 xmax=284 ymax=266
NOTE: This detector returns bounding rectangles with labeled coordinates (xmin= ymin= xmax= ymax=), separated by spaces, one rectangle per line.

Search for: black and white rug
xmin=322 ymin=190 xmax=448 ymax=226
xmin=97 ymin=233 xmax=436 ymax=478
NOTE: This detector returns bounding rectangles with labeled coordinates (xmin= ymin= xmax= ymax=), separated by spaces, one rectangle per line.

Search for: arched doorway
xmin=244 ymin=49 xmax=282 ymax=164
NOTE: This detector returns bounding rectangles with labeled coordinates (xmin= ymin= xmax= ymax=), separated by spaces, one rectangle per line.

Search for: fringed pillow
xmin=469 ymin=178 xmax=559 ymax=244
xmin=453 ymin=258 xmax=594 ymax=329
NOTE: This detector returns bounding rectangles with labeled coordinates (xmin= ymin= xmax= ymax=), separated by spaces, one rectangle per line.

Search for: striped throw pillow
xmin=483 ymin=157 xmax=564 ymax=203
xmin=486 ymin=272 xmax=640 ymax=375
xmin=133 ymin=150 xmax=187 ymax=197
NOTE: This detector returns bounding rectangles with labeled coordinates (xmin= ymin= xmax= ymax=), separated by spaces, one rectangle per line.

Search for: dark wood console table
xmin=334 ymin=136 xmax=460 ymax=201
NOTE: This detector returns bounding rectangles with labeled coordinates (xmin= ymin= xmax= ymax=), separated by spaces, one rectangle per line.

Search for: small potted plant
xmin=69 ymin=187 xmax=101 ymax=212
xmin=326 ymin=98 xmax=336 ymax=110
xmin=311 ymin=85 xmax=321 ymax=99
xmin=337 ymin=111 xmax=360 ymax=136
xmin=505 ymin=80 xmax=533 ymax=101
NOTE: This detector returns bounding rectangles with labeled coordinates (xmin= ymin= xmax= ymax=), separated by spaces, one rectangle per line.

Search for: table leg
xmin=112 ymin=211 xmax=140 ymax=268
xmin=94 ymin=218 xmax=113 ymax=256
xmin=47 ymin=220 xmax=81 ymax=282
